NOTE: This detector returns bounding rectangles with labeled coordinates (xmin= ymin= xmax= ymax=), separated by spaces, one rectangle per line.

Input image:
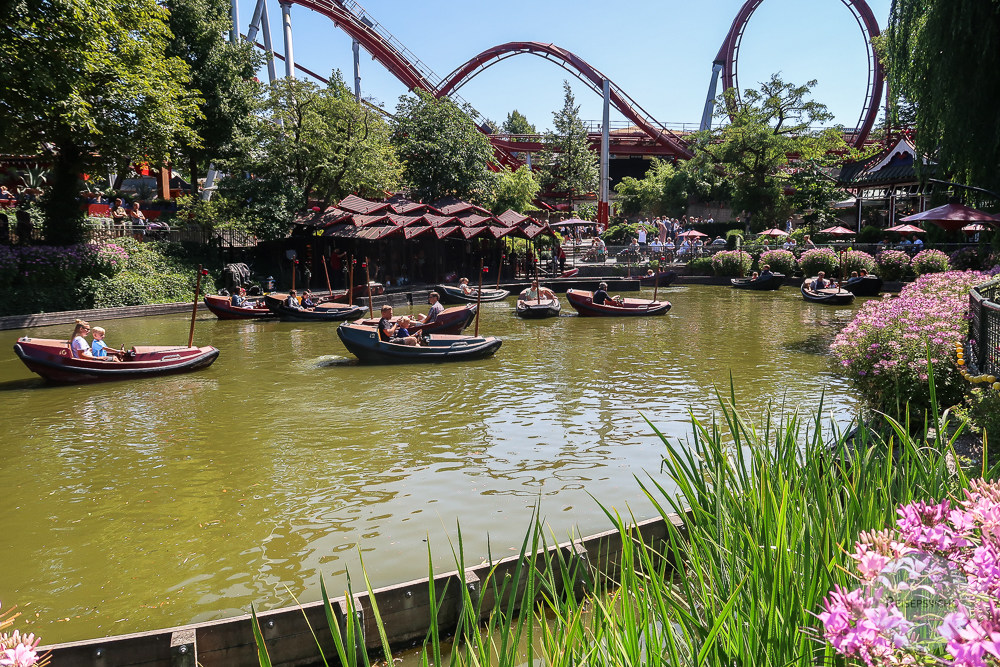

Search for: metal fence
xmin=83 ymin=219 xmax=258 ymax=248
xmin=969 ymin=277 xmax=1000 ymax=376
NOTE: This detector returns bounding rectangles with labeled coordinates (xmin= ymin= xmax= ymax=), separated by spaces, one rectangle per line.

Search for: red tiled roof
xmin=338 ymin=194 xmax=391 ymax=215
xmin=433 ymin=198 xmax=491 ymax=216
xmin=387 ymin=213 xmax=426 ymax=227
xmin=323 ymin=224 xmax=400 ymax=240
xmin=433 ymin=226 xmax=460 ymax=239
xmin=456 ymin=212 xmax=495 ymax=227
xmin=487 ymin=226 xmax=517 ymax=238
xmin=497 ymin=209 xmax=531 ymax=225
xmin=403 ymin=225 xmax=435 ymax=239
xmin=522 ymin=223 xmax=551 ymax=239
xmin=423 ymin=214 xmax=459 ymax=227
xmin=459 ymin=226 xmax=488 ymax=239
xmin=351 ymin=214 xmax=390 ymax=227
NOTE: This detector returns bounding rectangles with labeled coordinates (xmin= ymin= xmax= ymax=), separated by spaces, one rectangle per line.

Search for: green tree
xmin=164 ymin=0 xmax=263 ymax=187
xmin=490 ymin=165 xmax=540 ymax=214
xmin=884 ymin=1 xmax=1000 ymax=196
xmin=538 ymin=82 xmax=599 ymax=209
xmin=501 ymin=110 xmax=537 ymax=140
xmin=614 ymin=158 xmax=731 ymax=218
xmin=392 ymin=90 xmax=497 ymax=204
xmin=689 ymin=74 xmax=845 ymax=229
xmin=0 ymin=0 xmax=201 ymax=244
xmin=264 ymin=74 xmax=401 ymax=209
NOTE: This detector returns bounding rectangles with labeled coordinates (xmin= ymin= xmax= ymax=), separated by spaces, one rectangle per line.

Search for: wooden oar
xmin=474 ymin=258 xmax=484 ymax=337
xmin=348 ymin=255 xmax=355 ymax=306
xmin=322 ymin=252 xmax=333 ymax=302
xmin=188 ymin=265 xmax=206 ymax=348
xmin=364 ymin=257 xmax=373 ymax=319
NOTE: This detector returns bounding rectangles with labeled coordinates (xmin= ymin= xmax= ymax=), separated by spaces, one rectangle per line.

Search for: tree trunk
xmin=42 ymin=140 xmax=86 ymax=245
xmin=189 ymin=155 xmax=201 ymax=199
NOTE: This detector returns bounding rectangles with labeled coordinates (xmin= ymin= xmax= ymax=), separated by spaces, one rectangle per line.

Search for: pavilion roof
xmin=497 ymin=209 xmax=531 ymax=226
xmin=338 ymin=194 xmax=392 ymax=215
xmin=837 ymin=136 xmax=936 ymax=188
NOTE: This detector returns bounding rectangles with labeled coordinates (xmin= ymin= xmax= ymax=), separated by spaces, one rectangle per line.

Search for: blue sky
xmin=242 ymin=0 xmax=892 ymax=132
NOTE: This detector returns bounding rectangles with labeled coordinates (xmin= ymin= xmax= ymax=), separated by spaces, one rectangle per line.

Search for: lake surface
xmin=0 ymin=285 xmax=861 ymax=643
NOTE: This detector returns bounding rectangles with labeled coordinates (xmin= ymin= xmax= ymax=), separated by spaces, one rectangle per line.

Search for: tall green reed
xmin=255 ymin=393 xmax=997 ymax=666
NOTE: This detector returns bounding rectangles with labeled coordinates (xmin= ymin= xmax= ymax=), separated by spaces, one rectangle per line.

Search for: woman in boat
xmin=70 ymin=319 xmax=94 ymax=359
xmin=809 ymin=271 xmax=831 ymax=290
xmin=284 ymin=289 xmax=302 ymax=310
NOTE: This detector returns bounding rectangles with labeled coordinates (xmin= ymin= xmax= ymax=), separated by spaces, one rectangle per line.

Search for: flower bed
xmin=912 ymin=248 xmax=952 ymax=275
xmin=876 ymin=250 xmax=911 ymax=280
xmin=799 ymin=247 xmax=839 ymax=277
xmin=711 ymin=249 xmax=752 ymax=277
xmin=830 ymin=270 xmax=990 ymax=417
xmin=840 ymin=249 xmax=876 ymax=275
xmin=758 ymin=249 xmax=796 ymax=275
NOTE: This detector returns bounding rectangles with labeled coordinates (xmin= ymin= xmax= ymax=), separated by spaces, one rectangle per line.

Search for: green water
xmin=0 ymin=285 xmax=860 ymax=643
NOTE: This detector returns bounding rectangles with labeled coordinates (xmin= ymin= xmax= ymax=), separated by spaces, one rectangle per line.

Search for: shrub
xmin=840 ymin=249 xmax=876 ymax=275
xmin=80 ymin=243 xmax=129 ymax=278
xmin=911 ymin=248 xmax=951 ymax=275
xmin=686 ymin=257 xmax=713 ymax=275
xmin=710 ymin=250 xmax=752 ymax=276
xmin=856 ymin=224 xmax=882 ymax=243
xmin=17 ymin=245 xmax=90 ymax=284
xmin=876 ymin=250 xmax=911 ymax=280
xmin=949 ymin=246 xmax=982 ymax=271
xmin=830 ymin=270 xmax=989 ymax=419
xmin=798 ymin=247 xmax=839 ymax=277
xmin=952 ymin=385 xmax=1000 ymax=447
xmin=758 ymin=249 xmax=796 ymax=275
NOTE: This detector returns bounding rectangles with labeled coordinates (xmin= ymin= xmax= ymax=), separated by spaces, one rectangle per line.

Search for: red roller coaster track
xmin=714 ymin=0 xmax=885 ymax=147
xmin=284 ymin=0 xmax=883 ymax=153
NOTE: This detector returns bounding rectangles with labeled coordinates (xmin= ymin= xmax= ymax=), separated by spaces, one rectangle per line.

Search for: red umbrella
xmin=885 ymin=224 xmax=925 ymax=234
xmin=758 ymin=228 xmax=789 ymax=238
xmin=898 ymin=203 xmax=1000 ymax=232
xmin=677 ymin=230 xmax=708 ymax=238
xmin=818 ymin=225 xmax=856 ymax=236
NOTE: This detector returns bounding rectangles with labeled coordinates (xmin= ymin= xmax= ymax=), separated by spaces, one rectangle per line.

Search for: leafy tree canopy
xmin=884 ymin=1 xmax=1000 ymax=197
xmin=0 ymin=0 xmax=202 ymax=243
xmin=688 ymin=74 xmax=846 ymax=229
xmin=490 ymin=165 xmax=540 ymax=214
xmin=392 ymin=90 xmax=497 ymax=205
xmin=164 ymin=0 xmax=263 ymax=184
xmin=614 ymin=158 xmax=731 ymax=219
xmin=501 ymin=110 xmax=537 ymax=139
xmin=538 ymin=81 xmax=599 ymax=207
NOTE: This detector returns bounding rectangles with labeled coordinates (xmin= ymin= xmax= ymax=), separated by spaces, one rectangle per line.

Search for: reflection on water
xmin=0 ymin=285 xmax=859 ymax=642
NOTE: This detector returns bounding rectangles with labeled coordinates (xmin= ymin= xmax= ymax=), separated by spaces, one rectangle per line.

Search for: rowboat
xmin=515 ymin=295 xmax=561 ymax=319
xmin=326 ymin=282 xmax=385 ymax=302
xmin=565 ymin=289 xmax=671 ymax=317
xmin=270 ymin=301 xmax=365 ymax=322
xmin=203 ymin=294 xmax=274 ymax=320
xmin=13 ymin=337 xmax=219 ymax=384
xmin=437 ymin=284 xmax=510 ymax=304
xmin=800 ymin=283 xmax=856 ymax=305
xmin=638 ymin=270 xmax=678 ymax=287
xmin=843 ymin=275 xmax=883 ymax=297
xmin=730 ymin=273 xmax=785 ymax=291
xmin=336 ymin=322 xmax=502 ymax=364
xmin=357 ymin=304 xmax=477 ymax=335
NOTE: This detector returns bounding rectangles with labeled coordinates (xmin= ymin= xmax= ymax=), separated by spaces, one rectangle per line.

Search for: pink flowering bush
xmin=913 ymin=249 xmax=952 ymax=275
xmin=0 ymin=603 xmax=41 ymax=666
xmin=830 ymin=270 xmax=989 ymax=416
xmin=841 ymin=249 xmax=877 ymax=275
xmin=877 ymin=250 xmax=912 ymax=280
xmin=759 ymin=249 xmax=796 ymax=275
xmin=711 ymin=249 xmax=752 ymax=276
xmin=799 ymin=247 xmax=840 ymax=277
xmin=81 ymin=243 xmax=129 ymax=278
xmin=820 ymin=478 xmax=1000 ymax=666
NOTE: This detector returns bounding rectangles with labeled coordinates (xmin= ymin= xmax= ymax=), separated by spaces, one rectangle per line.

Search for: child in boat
xmin=377 ymin=305 xmax=418 ymax=346
xmin=70 ymin=319 xmax=94 ymax=358
xmin=458 ymin=277 xmax=476 ymax=295
xmin=90 ymin=326 xmax=122 ymax=361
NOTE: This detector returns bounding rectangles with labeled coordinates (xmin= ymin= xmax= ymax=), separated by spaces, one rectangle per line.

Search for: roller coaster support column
xmin=353 ymin=40 xmax=362 ymax=102
xmin=246 ymin=0 xmax=278 ymax=83
xmin=700 ymin=63 xmax=723 ymax=131
xmin=230 ymin=0 xmax=239 ymax=43
xmin=598 ymin=78 xmax=610 ymax=229
xmin=280 ymin=1 xmax=295 ymax=79
xmin=261 ymin=0 xmax=278 ymax=83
